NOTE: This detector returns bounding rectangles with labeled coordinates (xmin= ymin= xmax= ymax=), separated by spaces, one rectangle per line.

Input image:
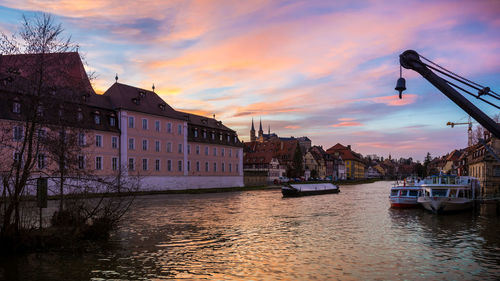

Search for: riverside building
xmin=0 ymin=52 xmax=243 ymax=191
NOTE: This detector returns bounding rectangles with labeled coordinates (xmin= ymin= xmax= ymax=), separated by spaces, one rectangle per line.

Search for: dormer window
xmin=194 ymin=128 xmax=198 ymax=138
xmin=132 ymin=98 xmax=140 ymax=105
xmin=234 ymin=136 xmax=237 ymax=143
xmin=37 ymin=105 xmax=44 ymax=117
xmin=203 ymin=130 xmax=207 ymax=138
xmin=139 ymin=91 xmax=145 ymax=98
xmin=77 ymin=109 xmax=83 ymax=121
xmin=94 ymin=111 xmax=101 ymax=125
xmin=12 ymin=102 xmax=21 ymax=113
xmin=109 ymin=115 xmax=116 ymax=127
xmin=211 ymin=132 xmax=215 ymax=140
xmin=158 ymin=104 xmax=165 ymax=111
xmin=227 ymin=135 xmax=230 ymax=142
xmin=219 ymin=133 xmax=222 ymax=141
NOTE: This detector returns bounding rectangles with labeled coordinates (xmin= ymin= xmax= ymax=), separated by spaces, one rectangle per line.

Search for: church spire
xmin=258 ymin=117 xmax=263 ymax=139
xmin=250 ymin=117 xmax=256 ymax=142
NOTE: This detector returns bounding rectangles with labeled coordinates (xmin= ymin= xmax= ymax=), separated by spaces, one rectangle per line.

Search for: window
xmin=222 ymin=162 xmax=225 ymax=172
xmin=142 ymin=159 xmax=148 ymax=171
xmin=78 ymin=133 xmax=86 ymax=146
xmin=95 ymin=135 xmax=102 ymax=147
xmin=155 ymin=120 xmax=160 ymax=132
xmin=167 ymin=142 xmax=172 ymax=152
xmin=236 ymin=164 xmax=239 ymax=173
xmin=37 ymin=154 xmax=45 ymax=169
xmin=95 ymin=156 xmax=102 ymax=170
xmin=178 ymin=143 xmax=182 ymax=153
xmin=229 ymin=149 xmax=232 ymax=157
xmin=112 ymin=136 xmax=118 ymax=149
xmin=194 ymin=129 xmax=198 ymax=138
xmin=187 ymin=161 xmax=191 ymax=172
xmin=112 ymin=157 xmax=118 ymax=171
xmin=227 ymin=135 xmax=230 ymax=142
xmin=219 ymin=134 xmax=222 ymax=141
xmin=155 ymin=140 xmax=160 ymax=152
xmin=167 ymin=160 xmax=172 ymax=171
xmin=13 ymin=126 xmax=23 ymax=141
xmin=78 ymin=155 xmax=85 ymax=169
xmin=142 ymin=139 xmax=148 ymax=151
xmin=196 ymin=161 xmax=200 ymax=172
xmin=213 ymin=147 xmax=217 ymax=156
xmin=155 ymin=159 xmax=160 ymax=171
xmin=205 ymin=146 xmax=209 ymax=155
xmin=128 ymin=158 xmax=135 ymax=170
xmin=167 ymin=122 xmax=172 ymax=133
xmin=13 ymin=152 xmax=21 ymax=164
xmin=234 ymin=136 xmax=237 ymax=143
xmin=203 ymin=130 xmax=207 ymax=138
xmin=77 ymin=111 xmax=83 ymax=121
xmin=178 ymin=124 xmax=182 ymax=135
xmin=213 ymin=162 xmax=217 ymax=172
xmin=494 ymin=166 xmax=500 ymax=177
xmin=94 ymin=114 xmax=101 ymax=125
xmin=178 ymin=160 xmax=182 ymax=172
xmin=205 ymin=162 xmax=209 ymax=172
xmin=129 ymin=138 xmax=135 ymax=150
xmin=142 ymin=119 xmax=148 ymax=130
xmin=211 ymin=132 xmax=215 ymax=140
xmin=196 ymin=145 xmax=200 ymax=155
xmin=128 ymin=116 xmax=135 ymax=128
xmin=221 ymin=148 xmax=225 ymax=157
xmin=187 ymin=145 xmax=191 ymax=154
xmin=12 ymin=102 xmax=21 ymax=113
xmin=38 ymin=129 xmax=46 ymax=141
xmin=109 ymin=116 xmax=116 ymax=127
xmin=229 ymin=163 xmax=232 ymax=172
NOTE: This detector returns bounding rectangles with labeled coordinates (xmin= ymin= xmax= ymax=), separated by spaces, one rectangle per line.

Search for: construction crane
xmin=446 ymin=116 xmax=474 ymax=146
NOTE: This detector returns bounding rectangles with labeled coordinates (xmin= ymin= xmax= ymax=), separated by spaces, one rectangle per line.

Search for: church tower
xmin=258 ymin=118 xmax=264 ymax=141
xmin=250 ymin=118 xmax=256 ymax=142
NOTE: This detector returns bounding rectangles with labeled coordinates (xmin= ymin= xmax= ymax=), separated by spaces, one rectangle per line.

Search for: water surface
xmin=2 ymin=181 xmax=500 ymax=280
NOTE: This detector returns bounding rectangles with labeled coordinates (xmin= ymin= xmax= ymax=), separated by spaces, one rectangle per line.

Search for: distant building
xmin=468 ymin=131 xmax=500 ymax=197
xmin=248 ymin=119 xmax=311 ymax=152
xmin=244 ymin=139 xmax=298 ymax=178
xmin=326 ymin=143 xmax=365 ymax=179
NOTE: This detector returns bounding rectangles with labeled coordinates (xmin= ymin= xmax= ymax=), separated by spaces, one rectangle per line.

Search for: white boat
xmin=417 ymin=175 xmax=480 ymax=214
xmin=389 ymin=177 xmax=422 ymax=208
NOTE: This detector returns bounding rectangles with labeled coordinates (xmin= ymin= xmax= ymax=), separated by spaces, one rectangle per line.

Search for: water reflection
xmin=2 ymin=181 xmax=500 ymax=280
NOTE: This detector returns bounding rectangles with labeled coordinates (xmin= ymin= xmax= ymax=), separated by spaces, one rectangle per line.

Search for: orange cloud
xmin=285 ymin=125 xmax=300 ymax=129
xmin=330 ymin=122 xmax=363 ymax=128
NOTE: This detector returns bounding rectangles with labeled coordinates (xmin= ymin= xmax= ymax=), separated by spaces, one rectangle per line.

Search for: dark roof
xmin=103 ymin=82 xmax=183 ymax=120
xmin=182 ymin=112 xmax=235 ymax=132
xmin=0 ymin=52 xmax=95 ymax=95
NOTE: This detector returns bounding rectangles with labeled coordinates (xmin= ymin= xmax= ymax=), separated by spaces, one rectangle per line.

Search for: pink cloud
xmin=285 ymin=125 xmax=300 ymax=129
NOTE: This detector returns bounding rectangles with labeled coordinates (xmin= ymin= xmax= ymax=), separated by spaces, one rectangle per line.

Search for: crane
xmin=446 ymin=116 xmax=474 ymax=146
xmin=396 ymin=50 xmax=500 ymax=139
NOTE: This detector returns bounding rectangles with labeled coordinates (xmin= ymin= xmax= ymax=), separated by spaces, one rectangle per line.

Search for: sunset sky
xmin=0 ymin=0 xmax=499 ymax=161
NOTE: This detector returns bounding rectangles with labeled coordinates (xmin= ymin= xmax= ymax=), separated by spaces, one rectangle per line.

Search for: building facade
xmin=0 ymin=52 xmax=243 ymax=191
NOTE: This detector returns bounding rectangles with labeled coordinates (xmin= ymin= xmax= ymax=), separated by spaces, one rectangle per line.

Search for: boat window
xmin=409 ymin=190 xmax=418 ymax=197
xmin=450 ymin=177 xmax=456 ymax=184
xmin=399 ymin=190 xmax=407 ymax=196
xmin=458 ymin=190 xmax=465 ymax=198
xmin=433 ymin=177 xmax=438 ymax=184
xmin=441 ymin=177 xmax=446 ymax=184
xmin=425 ymin=190 xmax=430 ymax=197
xmin=449 ymin=189 xmax=457 ymax=197
xmin=391 ymin=190 xmax=399 ymax=196
xmin=431 ymin=189 xmax=447 ymax=197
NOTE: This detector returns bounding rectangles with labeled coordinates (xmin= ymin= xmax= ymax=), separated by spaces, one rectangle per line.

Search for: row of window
xmin=128 ymin=116 xmax=183 ymax=134
xmin=126 ymin=158 xmax=238 ymax=173
xmin=192 ymin=128 xmax=238 ymax=143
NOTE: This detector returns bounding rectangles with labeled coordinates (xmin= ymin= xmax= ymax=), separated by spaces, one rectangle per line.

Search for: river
xmin=1 ymin=181 xmax=500 ymax=280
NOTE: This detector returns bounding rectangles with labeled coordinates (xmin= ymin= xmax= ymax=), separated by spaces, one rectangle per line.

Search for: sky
xmin=0 ymin=0 xmax=499 ymax=161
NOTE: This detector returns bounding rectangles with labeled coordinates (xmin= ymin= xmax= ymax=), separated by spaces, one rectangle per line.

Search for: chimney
xmin=347 ymin=145 xmax=351 ymax=150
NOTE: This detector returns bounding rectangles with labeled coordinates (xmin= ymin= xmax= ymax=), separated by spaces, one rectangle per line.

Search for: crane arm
xmin=399 ymin=50 xmax=500 ymax=139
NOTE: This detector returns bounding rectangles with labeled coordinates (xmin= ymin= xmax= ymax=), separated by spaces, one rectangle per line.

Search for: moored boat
xmin=281 ymin=183 xmax=340 ymax=197
xmin=417 ymin=175 xmax=480 ymax=214
xmin=389 ymin=179 xmax=422 ymax=208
